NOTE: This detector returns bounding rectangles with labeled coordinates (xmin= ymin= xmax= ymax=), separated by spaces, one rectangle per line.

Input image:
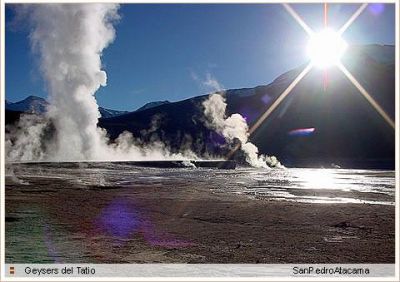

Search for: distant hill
xmin=136 ymin=100 xmax=171 ymax=112
xmin=5 ymin=96 xmax=128 ymax=119
xmin=5 ymin=95 xmax=48 ymax=114
xmin=358 ymin=44 xmax=395 ymax=65
xmin=98 ymin=107 xmax=129 ymax=118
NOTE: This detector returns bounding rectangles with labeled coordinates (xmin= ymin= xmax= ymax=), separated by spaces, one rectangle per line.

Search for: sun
xmin=307 ymin=28 xmax=348 ymax=69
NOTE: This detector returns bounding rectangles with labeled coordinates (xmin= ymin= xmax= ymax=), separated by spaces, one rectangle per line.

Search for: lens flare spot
xmin=95 ymin=199 xmax=139 ymax=239
xmin=288 ymin=127 xmax=315 ymax=137
xmin=368 ymin=4 xmax=385 ymax=15
xmin=261 ymin=94 xmax=272 ymax=105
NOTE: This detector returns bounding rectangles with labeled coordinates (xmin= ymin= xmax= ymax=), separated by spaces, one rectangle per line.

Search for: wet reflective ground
xmin=233 ymin=168 xmax=394 ymax=205
xmin=6 ymin=163 xmax=395 ymax=204
xmin=5 ymin=163 xmax=395 ymax=263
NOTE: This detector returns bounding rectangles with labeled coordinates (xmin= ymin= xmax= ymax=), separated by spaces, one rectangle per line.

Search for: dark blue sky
xmin=5 ymin=3 xmax=395 ymax=111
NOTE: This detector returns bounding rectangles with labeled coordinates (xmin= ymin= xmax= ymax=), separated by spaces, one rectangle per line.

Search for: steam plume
xmin=201 ymin=78 xmax=283 ymax=168
xmin=6 ymin=5 xmax=281 ymax=166
xmin=26 ymin=4 xmax=119 ymax=160
xmin=6 ymin=4 xmax=195 ymax=162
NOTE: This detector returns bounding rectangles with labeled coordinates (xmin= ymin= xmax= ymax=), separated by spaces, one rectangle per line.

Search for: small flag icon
xmin=9 ymin=266 xmax=15 ymax=274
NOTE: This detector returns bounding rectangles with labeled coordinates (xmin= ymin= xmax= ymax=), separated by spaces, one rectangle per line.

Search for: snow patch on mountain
xmin=5 ymin=96 xmax=48 ymax=114
xmin=6 ymin=95 xmax=128 ymax=118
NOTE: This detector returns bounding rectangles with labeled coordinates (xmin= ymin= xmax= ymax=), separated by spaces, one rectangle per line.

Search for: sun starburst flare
xmin=264 ymin=3 xmax=394 ymax=131
xmin=225 ymin=3 xmax=394 ymax=161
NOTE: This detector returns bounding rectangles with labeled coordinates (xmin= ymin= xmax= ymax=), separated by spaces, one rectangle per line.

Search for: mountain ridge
xmin=5 ymin=96 xmax=128 ymax=119
xmin=98 ymin=44 xmax=395 ymax=168
xmin=5 ymin=44 xmax=395 ymax=168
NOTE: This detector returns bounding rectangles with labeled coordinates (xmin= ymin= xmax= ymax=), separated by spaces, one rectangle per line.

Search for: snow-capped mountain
xmin=98 ymin=107 xmax=129 ymax=118
xmin=5 ymin=95 xmax=49 ymax=114
xmin=5 ymin=95 xmax=128 ymax=118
